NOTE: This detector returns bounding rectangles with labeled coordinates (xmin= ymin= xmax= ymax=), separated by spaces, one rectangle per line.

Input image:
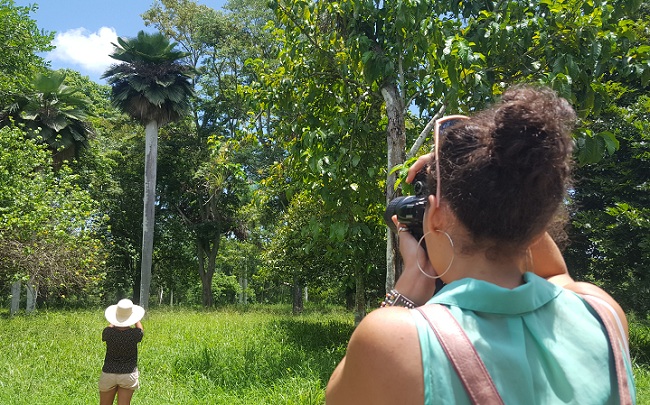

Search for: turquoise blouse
xmin=412 ymin=272 xmax=636 ymax=404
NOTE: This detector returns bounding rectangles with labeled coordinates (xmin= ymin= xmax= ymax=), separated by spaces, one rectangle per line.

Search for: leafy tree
xmin=566 ymin=91 xmax=650 ymax=313
xmin=102 ymin=30 xmax=195 ymax=309
xmin=261 ymin=0 xmax=649 ymax=297
xmin=0 ymin=126 xmax=105 ymax=307
xmin=143 ymin=0 xmax=276 ymax=307
xmin=558 ymin=3 xmax=650 ymax=314
xmin=1 ymin=70 xmax=95 ymax=168
xmin=97 ymin=119 xmax=148 ymax=303
xmin=0 ymin=0 xmax=53 ymax=106
xmin=261 ymin=190 xmax=385 ymax=316
xmin=178 ymin=135 xmax=247 ymax=307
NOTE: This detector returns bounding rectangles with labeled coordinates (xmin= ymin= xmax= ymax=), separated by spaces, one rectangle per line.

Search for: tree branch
xmin=406 ymin=104 xmax=445 ymax=160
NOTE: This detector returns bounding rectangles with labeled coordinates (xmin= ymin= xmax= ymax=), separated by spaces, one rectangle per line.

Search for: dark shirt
xmin=102 ymin=326 xmax=143 ymax=374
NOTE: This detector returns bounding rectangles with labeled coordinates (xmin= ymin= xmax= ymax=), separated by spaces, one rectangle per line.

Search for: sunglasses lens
xmin=438 ymin=119 xmax=463 ymax=133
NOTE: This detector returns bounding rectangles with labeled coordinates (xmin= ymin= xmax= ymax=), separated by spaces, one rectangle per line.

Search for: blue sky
xmin=15 ymin=0 xmax=226 ymax=83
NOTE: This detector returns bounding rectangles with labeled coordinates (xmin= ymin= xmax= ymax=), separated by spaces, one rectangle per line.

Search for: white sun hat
xmin=104 ymin=299 xmax=145 ymax=327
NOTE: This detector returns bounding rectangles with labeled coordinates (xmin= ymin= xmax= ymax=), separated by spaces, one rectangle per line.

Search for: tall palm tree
xmin=0 ymin=70 xmax=94 ymax=169
xmin=102 ymin=30 xmax=195 ymax=309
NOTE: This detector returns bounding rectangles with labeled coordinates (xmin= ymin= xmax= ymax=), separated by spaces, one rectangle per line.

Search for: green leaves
xmin=103 ymin=30 xmax=196 ymax=126
xmin=0 ymin=126 xmax=105 ymax=293
xmin=565 ymin=90 xmax=650 ymax=313
xmin=574 ymin=128 xmax=619 ymax=166
xmin=0 ymin=70 xmax=96 ymax=166
xmin=0 ymin=1 xmax=53 ymax=106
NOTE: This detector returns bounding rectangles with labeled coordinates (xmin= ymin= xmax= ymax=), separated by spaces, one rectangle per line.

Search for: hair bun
xmin=491 ymin=87 xmax=575 ymax=172
xmin=435 ymin=85 xmax=576 ymax=253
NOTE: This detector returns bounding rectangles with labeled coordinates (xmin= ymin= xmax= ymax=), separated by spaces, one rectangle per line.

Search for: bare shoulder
xmin=326 ymin=307 xmax=424 ymax=405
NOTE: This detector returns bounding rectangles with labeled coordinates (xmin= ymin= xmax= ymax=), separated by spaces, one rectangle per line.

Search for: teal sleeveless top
xmin=412 ymin=272 xmax=636 ymax=404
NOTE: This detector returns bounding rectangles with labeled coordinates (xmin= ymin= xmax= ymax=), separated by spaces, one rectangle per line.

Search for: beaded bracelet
xmin=381 ymin=289 xmax=416 ymax=309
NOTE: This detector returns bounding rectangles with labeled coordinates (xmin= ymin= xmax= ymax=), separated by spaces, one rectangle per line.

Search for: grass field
xmin=1 ymin=304 xmax=649 ymax=404
xmin=0 ymin=304 xmax=353 ymax=404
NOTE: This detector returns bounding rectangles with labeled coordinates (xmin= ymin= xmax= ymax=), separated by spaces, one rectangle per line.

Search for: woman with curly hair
xmin=326 ymin=85 xmax=635 ymax=404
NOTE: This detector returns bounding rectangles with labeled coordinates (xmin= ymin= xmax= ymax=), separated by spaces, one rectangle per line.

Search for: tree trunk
xmin=133 ymin=270 xmax=141 ymax=304
xmin=200 ymin=271 xmax=214 ymax=307
xmin=10 ymin=281 xmax=21 ymax=316
xmin=139 ymin=120 xmax=159 ymax=310
xmin=197 ymin=232 xmax=219 ymax=307
xmin=354 ymin=267 xmax=366 ymax=326
xmin=382 ymin=83 xmax=406 ymax=292
xmin=239 ymin=274 xmax=249 ymax=305
xmin=292 ymin=275 xmax=304 ymax=314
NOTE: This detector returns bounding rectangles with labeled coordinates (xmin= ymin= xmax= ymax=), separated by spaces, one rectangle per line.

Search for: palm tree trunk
xmin=140 ymin=120 xmax=159 ymax=310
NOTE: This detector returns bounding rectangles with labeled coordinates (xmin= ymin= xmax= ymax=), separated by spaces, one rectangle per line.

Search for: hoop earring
xmin=417 ymin=230 xmax=455 ymax=280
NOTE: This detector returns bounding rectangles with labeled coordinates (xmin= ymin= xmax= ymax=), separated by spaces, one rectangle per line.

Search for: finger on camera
xmin=406 ymin=154 xmax=433 ymax=183
xmin=391 ymin=215 xmax=406 ymax=231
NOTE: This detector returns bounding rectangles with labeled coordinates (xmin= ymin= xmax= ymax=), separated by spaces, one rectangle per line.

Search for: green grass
xmin=630 ymin=315 xmax=650 ymax=404
xmin=2 ymin=305 xmax=650 ymax=404
xmin=0 ymin=305 xmax=354 ymax=404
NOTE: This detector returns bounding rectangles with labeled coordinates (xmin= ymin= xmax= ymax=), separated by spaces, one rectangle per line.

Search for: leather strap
xmin=581 ymin=295 xmax=633 ymax=405
xmin=415 ymin=305 xmax=505 ymax=405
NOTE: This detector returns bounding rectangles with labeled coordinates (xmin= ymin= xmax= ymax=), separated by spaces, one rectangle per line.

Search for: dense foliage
xmin=0 ymin=126 xmax=105 ymax=305
xmin=566 ymin=92 xmax=650 ymax=313
xmin=0 ymin=0 xmax=53 ymax=106
xmin=0 ymin=0 xmax=648 ymax=316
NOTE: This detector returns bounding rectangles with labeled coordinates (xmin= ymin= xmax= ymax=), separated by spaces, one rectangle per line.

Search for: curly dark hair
xmin=432 ymin=85 xmax=576 ymax=256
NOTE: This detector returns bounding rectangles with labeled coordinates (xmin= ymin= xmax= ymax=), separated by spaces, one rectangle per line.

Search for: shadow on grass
xmin=172 ymin=318 xmax=354 ymax=390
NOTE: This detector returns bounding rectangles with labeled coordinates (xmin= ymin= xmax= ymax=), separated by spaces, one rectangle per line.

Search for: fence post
xmin=10 ymin=281 xmax=21 ymax=316
xmin=26 ymin=283 xmax=37 ymax=313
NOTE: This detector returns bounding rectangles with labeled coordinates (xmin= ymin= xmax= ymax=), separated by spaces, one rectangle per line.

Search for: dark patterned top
xmin=102 ymin=327 xmax=144 ymax=374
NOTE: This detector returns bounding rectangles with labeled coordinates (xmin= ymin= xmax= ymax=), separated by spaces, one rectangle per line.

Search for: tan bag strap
xmin=415 ymin=305 xmax=505 ymax=405
xmin=581 ymin=295 xmax=633 ymax=405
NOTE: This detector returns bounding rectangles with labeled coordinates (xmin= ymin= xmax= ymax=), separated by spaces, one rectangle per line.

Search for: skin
xmin=99 ymin=321 xmax=143 ymax=405
xmin=325 ymin=153 xmax=628 ymax=405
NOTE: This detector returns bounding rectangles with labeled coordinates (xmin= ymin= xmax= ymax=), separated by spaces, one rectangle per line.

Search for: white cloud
xmin=47 ymin=27 xmax=119 ymax=76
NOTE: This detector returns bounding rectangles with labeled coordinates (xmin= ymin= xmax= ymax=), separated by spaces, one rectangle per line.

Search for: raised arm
xmin=530 ymin=232 xmax=628 ymax=337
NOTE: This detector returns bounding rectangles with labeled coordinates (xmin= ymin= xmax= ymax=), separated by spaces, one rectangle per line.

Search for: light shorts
xmin=98 ymin=369 xmax=140 ymax=392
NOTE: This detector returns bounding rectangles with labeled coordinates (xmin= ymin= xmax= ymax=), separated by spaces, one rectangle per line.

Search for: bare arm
xmin=135 ymin=321 xmax=143 ymax=331
xmin=530 ymin=233 xmax=628 ymax=337
xmin=326 ymin=308 xmax=423 ymax=404
xmin=529 ymin=232 xmax=573 ymax=284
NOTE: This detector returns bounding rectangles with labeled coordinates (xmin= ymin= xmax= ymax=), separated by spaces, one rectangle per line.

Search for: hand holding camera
xmin=382 ymin=164 xmax=430 ymax=242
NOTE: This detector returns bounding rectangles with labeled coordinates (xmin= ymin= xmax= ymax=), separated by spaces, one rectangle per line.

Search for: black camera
xmin=383 ymin=168 xmax=429 ymax=241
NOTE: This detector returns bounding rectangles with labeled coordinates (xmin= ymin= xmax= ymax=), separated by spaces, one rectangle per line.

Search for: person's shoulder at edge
xmin=326 ymin=307 xmax=424 ymax=405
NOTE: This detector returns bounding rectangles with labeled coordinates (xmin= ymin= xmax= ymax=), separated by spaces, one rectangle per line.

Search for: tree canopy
xmin=1 ymin=0 xmax=649 ymax=315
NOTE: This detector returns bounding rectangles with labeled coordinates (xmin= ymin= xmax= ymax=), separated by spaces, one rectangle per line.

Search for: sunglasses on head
xmin=434 ymin=115 xmax=469 ymax=208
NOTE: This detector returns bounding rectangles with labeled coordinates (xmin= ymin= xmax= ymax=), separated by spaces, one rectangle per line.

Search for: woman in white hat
xmin=98 ymin=298 xmax=145 ymax=405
